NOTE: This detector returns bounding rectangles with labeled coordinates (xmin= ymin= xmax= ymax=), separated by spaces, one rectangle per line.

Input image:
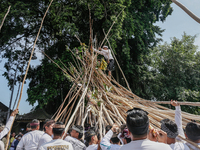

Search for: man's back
xmin=120 ymin=139 xmax=172 ymax=150
xmin=38 ymin=139 xmax=73 ymax=150
xmin=16 ymin=130 xmax=44 ymax=150
xmin=65 ymin=136 xmax=86 ymax=150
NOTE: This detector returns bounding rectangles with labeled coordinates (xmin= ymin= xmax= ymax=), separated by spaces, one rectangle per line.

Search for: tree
xmin=0 ymin=0 xmax=173 ymax=114
xmin=148 ymin=33 xmax=200 ymax=114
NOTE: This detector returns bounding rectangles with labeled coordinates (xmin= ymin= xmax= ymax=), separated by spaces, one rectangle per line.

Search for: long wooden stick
xmin=172 ymin=0 xmax=200 ymax=24
xmin=103 ymin=29 xmax=132 ymax=92
xmin=100 ymin=7 xmax=125 ymax=48
xmin=0 ymin=6 xmax=11 ymax=31
xmin=5 ymin=1 xmax=54 ymax=149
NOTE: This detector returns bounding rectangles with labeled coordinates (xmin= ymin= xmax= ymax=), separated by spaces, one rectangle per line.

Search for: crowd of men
xmin=0 ymin=100 xmax=200 ymax=150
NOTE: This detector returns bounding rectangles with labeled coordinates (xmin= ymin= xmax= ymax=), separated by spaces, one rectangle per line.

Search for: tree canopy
xmin=1 ymin=0 xmax=189 ymax=115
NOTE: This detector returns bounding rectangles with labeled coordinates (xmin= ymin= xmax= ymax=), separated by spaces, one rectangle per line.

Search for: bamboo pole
xmin=103 ymin=29 xmax=132 ymax=92
xmin=5 ymin=1 xmax=54 ymax=149
xmin=0 ymin=6 xmax=11 ymax=31
xmin=172 ymin=0 xmax=200 ymax=24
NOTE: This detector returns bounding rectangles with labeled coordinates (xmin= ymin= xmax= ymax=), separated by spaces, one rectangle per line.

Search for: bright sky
xmin=0 ymin=0 xmax=200 ymax=114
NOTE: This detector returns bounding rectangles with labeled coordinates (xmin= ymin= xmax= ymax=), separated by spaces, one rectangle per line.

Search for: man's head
xmin=110 ymin=133 xmax=120 ymax=144
xmin=85 ymin=129 xmax=98 ymax=144
xmin=120 ymin=127 xmax=131 ymax=144
xmin=26 ymin=123 xmax=31 ymax=131
xmin=186 ymin=122 xmax=200 ymax=143
xmin=160 ymin=119 xmax=178 ymax=140
xmin=126 ymin=108 xmax=149 ymax=139
xmin=30 ymin=119 xmax=40 ymax=130
xmin=70 ymin=125 xmax=83 ymax=139
xmin=105 ymin=125 xmax=112 ymax=133
xmin=43 ymin=119 xmax=55 ymax=136
xmin=53 ymin=122 xmax=65 ymax=137
xmin=102 ymin=46 xmax=108 ymax=50
xmin=11 ymin=132 xmax=16 ymax=137
xmin=17 ymin=134 xmax=22 ymax=141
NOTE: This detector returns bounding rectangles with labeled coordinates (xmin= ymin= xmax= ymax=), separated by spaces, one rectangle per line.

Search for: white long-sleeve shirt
xmin=37 ymin=133 xmax=52 ymax=148
xmin=16 ymin=130 xmax=44 ymax=150
xmin=0 ymin=116 xmax=14 ymax=140
xmin=86 ymin=144 xmax=98 ymax=150
xmin=174 ymin=106 xmax=194 ymax=150
xmin=38 ymin=139 xmax=74 ymax=150
xmin=93 ymin=48 xmax=113 ymax=60
xmin=100 ymin=130 xmax=121 ymax=150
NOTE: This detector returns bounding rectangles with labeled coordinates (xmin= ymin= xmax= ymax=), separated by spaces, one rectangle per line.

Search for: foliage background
xmin=1 ymin=0 xmax=199 ymax=115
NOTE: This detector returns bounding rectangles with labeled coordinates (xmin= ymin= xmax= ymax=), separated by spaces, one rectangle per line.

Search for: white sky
xmin=0 ymin=0 xmax=200 ymax=114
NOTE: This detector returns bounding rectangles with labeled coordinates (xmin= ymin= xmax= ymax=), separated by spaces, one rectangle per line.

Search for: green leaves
xmin=148 ymin=33 xmax=200 ymax=114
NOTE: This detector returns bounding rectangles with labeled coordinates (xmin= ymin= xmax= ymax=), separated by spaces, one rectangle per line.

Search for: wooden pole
xmin=172 ymin=0 xmax=200 ymax=24
xmin=5 ymin=0 xmax=54 ymax=149
xmin=0 ymin=6 xmax=11 ymax=31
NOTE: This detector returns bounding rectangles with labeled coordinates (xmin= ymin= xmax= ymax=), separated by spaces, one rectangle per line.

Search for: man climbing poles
xmin=93 ymin=46 xmax=115 ymax=78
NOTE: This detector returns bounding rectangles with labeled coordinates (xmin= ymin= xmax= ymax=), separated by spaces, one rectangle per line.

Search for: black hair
xmin=85 ymin=129 xmax=97 ymax=143
xmin=26 ymin=123 xmax=30 ymax=128
xmin=53 ymin=122 xmax=65 ymax=136
xmin=105 ymin=125 xmax=112 ymax=132
xmin=73 ymin=125 xmax=83 ymax=139
xmin=31 ymin=119 xmax=39 ymax=129
xmin=126 ymin=108 xmax=149 ymax=138
xmin=186 ymin=122 xmax=200 ymax=142
xmin=161 ymin=119 xmax=178 ymax=133
xmin=125 ymin=137 xmax=131 ymax=143
xmin=110 ymin=137 xmax=120 ymax=144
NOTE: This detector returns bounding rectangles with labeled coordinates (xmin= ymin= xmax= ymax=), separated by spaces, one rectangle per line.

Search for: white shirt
xmin=186 ymin=143 xmax=200 ymax=150
xmin=38 ymin=139 xmax=73 ymax=150
xmin=0 ymin=116 xmax=14 ymax=140
xmin=94 ymin=48 xmax=114 ymax=60
xmin=38 ymin=133 xmax=52 ymax=148
xmin=170 ymin=142 xmax=190 ymax=150
xmin=0 ymin=140 xmax=4 ymax=150
xmin=100 ymin=130 xmax=122 ymax=150
xmin=120 ymin=139 xmax=172 ymax=150
xmin=174 ymin=106 xmax=200 ymax=149
xmin=86 ymin=144 xmax=98 ymax=150
xmin=64 ymin=136 xmax=86 ymax=150
xmin=16 ymin=130 xmax=44 ymax=150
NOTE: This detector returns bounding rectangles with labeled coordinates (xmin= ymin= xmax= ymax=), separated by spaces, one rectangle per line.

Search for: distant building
xmin=15 ymin=108 xmax=52 ymax=133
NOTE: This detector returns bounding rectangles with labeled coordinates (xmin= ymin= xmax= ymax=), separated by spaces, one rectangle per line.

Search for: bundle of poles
xmin=2 ymin=1 xmax=200 ymax=149
xmin=51 ymin=41 xmax=200 ymax=148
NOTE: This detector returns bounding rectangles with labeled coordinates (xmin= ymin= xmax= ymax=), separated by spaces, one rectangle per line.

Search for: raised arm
xmin=0 ymin=109 xmax=18 ymax=140
xmin=171 ymin=100 xmax=185 ymax=138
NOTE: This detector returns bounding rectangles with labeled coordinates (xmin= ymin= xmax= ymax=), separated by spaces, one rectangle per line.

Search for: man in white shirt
xmin=38 ymin=122 xmax=73 ymax=150
xmin=120 ymin=108 xmax=172 ymax=150
xmin=0 ymin=109 xmax=18 ymax=140
xmin=38 ymin=119 xmax=55 ymax=148
xmin=16 ymin=119 xmax=44 ymax=150
xmin=171 ymin=100 xmax=200 ymax=150
xmin=164 ymin=100 xmax=190 ymax=150
xmin=85 ymin=129 xmax=99 ymax=150
xmin=100 ymin=124 xmax=121 ymax=150
xmin=185 ymin=122 xmax=200 ymax=149
xmin=93 ymin=46 xmax=114 ymax=77
xmin=64 ymin=125 xmax=86 ymax=150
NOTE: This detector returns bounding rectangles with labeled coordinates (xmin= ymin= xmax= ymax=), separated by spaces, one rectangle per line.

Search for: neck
xmin=89 ymin=141 xmax=96 ymax=145
xmin=167 ymin=137 xmax=176 ymax=144
xmin=131 ymin=134 xmax=147 ymax=141
xmin=53 ymin=136 xmax=62 ymax=140
xmin=31 ymin=129 xmax=37 ymax=131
